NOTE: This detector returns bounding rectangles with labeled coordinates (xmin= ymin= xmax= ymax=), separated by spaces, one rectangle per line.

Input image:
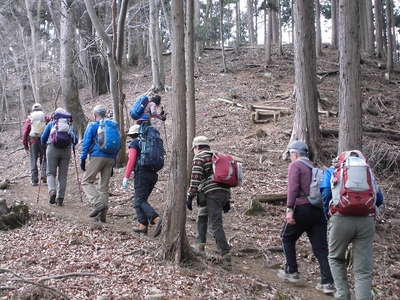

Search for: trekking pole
xmin=72 ymin=147 xmax=84 ymax=202
xmin=162 ymin=114 xmax=168 ymax=153
xmin=36 ymin=175 xmax=42 ymax=204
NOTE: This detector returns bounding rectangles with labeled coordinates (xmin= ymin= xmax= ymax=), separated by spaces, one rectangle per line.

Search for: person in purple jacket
xmin=278 ymin=140 xmax=335 ymax=295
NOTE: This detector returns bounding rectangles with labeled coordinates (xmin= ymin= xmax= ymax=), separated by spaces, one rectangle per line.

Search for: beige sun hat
xmin=192 ymin=136 xmax=210 ymax=149
xmin=127 ymin=124 xmax=140 ymax=135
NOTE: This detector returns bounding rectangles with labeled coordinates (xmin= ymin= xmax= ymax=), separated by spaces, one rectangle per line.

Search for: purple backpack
xmin=50 ymin=110 xmax=73 ymax=148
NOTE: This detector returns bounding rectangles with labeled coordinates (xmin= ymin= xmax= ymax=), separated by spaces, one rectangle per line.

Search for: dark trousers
xmin=197 ymin=190 xmax=230 ymax=255
xmin=133 ymin=168 xmax=158 ymax=226
xmin=281 ymin=203 xmax=333 ymax=284
xmin=30 ymin=142 xmax=46 ymax=184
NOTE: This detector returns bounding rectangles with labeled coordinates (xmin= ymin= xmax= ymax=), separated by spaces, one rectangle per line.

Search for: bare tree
xmin=315 ymin=0 xmax=322 ymax=57
xmin=194 ymin=0 xmax=201 ymax=58
xmin=287 ymin=0 xmax=320 ymax=160
xmin=235 ymin=0 xmax=240 ymax=53
xmin=264 ymin=1 xmax=272 ymax=64
xmin=149 ymin=0 xmax=164 ymax=91
xmin=338 ymin=0 xmax=362 ymax=153
xmin=374 ymin=0 xmax=385 ymax=58
xmin=219 ymin=0 xmax=227 ymax=72
xmin=163 ymin=0 xmax=191 ymax=263
xmin=366 ymin=0 xmax=375 ymax=57
xmin=385 ymin=0 xmax=394 ymax=79
xmin=60 ymin=0 xmax=87 ymax=136
xmin=331 ymin=0 xmax=338 ymax=48
xmin=247 ymin=0 xmax=255 ymax=45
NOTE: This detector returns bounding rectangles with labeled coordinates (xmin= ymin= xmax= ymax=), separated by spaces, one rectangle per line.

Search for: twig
xmin=7 ymin=147 xmax=24 ymax=155
xmin=36 ymin=272 xmax=99 ymax=283
xmin=9 ymin=278 xmax=70 ymax=300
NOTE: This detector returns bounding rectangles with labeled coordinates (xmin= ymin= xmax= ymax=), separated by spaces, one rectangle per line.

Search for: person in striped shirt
xmin=186 ymin=136 xmax=231 ymax=263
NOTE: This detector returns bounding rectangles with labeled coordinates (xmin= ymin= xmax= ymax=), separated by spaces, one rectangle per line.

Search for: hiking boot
xmin=277 ymin=269 xmax=300 ymax=283
xmin=95 ymin=210 xmax=107 ymax=223
xmin=153 ymin=217 xmax=162 ymax=237
xmin=133 ymin=224 xmax=148 ymax=234
xmin=32 ymin=181 xmax=39 ymax=187
xmin=41 ymin=177 xmax=47 ymax=184
xmin=56 ymin=198 xmax=64 ymax=206
xmin=222 ymin=253 xmax=232 ymax=265
xmin=49 ymin=190 xmax=56 ymax=204
xmin=89 ymin=205 xmax=106 ymax=218
xmin=316 ymin=283 xmax=335 ymax=294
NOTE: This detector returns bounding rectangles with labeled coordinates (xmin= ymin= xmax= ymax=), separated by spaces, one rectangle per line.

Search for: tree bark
xmin=186 ymin=0 xmax=196 ymax=172
xmin=194 ymin=0 xmax=201 ymax=58
xmin=385 ymin=0 xmax=393 ymax=78
xmin=288 ymin=0 xmax=320 ymax=160
xmin=219 ymin=0 xmax=227 ymax=72
xmin=247 ymin=0 xmax=255 ymax=45
xmin=359 ymin=0 xmax=367 ymax=53
xmin=338 ymin=0 xmax=362 ymax=153
xmin=265 ymin=7 xmax=272 ymax=64
xmin=272 ymin=0 xmax=279 ymax=45
xmin=235 ymin=0 xmax=241 ymax=53
xmin=374 ymin=0 xmax=384 ymax=58
xmin=315 ymin=0 xmax=323 ymax=57
xmin=163 ymin=0 xmax=191 ymax=264
xmin=331 ymin=0 xmax=338 ymax=48
xmin=366 ymin=0 xmax=375 ymax=56
xmin=149 ymin=0 xmax=163 ymax=91
xmin=60 ymin=0 xmax=88 ymax=137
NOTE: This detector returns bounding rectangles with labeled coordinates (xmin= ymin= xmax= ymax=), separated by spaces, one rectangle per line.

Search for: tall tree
xmin=366 ymin=0 xmax=375 ymax=56
xmin=315 ymin=0 xmax=323 ymax=57
xmin=219 ymin=0 xmax=227 ymax=72
xmin=374 ymin=0 xmax=385 ymax=57
xmin=149 ymin=0 xmax=164 ymax=91
xmin=385 ymin=0 xmax=394 ymax=79
xmin=287 ymin=0 xmax=320 ymax=159
xmin=235 ymin=0 xmax=241 ymax=53
xmin=163 ymin=0 xmax=191 ymax=263
xmin=264 ymin=1 xmax=272 ymax=64
xmin=60 ymin=0 xmax=87 ymax=136
xmin=338 ymin=0 xmax=361 ymax=153
xmin=331 ymin=0 xmax=338 ymax=48
xmin=247 ymin=0 xmax=255 ymax=45
xmin=194 ymin=0 xmax=201 ymax=57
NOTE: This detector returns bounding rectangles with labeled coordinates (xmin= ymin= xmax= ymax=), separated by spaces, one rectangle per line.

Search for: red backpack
xmin=329 ymin=150 xmax=376 ymax=216
xmin=211 ymin=153 xmax=242 ymax=187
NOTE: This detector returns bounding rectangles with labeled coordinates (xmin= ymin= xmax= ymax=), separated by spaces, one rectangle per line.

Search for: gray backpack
xmin=298 ymin=159 xmax=324 ymax=208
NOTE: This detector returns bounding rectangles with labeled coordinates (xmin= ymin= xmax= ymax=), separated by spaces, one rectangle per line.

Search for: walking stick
xmin=36 ymin=175 xmax=42 ymax=204
xmin=72 ymin=146 xmax=84 ymax=202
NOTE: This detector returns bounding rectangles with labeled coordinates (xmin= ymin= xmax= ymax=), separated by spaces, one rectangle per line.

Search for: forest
xmin=0 ymin=0 xmax=400 ymax=299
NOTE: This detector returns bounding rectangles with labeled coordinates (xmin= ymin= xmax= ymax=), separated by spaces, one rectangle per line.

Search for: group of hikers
xmin=22 ymin=96 xmax=383 ymax=299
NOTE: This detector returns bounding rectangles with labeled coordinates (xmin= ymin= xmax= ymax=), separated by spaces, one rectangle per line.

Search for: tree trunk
xmin=163 ymin=0 xmax=191 ymax=264
xmin=247 ymin=0 xmax=255 ymax=45
xmin=359 ymin=0 xmax=367 ymax=53
xmin=194 ymin=0 xmax=201 ymax=58
xmin=186 ymin=0 xmax=196 ymax=173
xmin=385 ymin=0 xmax=393 ymax=79
xmin=288 ymin=0 xmax=320 ymax=160
xmin=235 ymin=0 xmax=240 ymax=53
xmin=272 ymin=0 xmax=279 ymax=45
xmin=60 ymin=0 xmax=87 ymax=137
xmin=338 ymin=0 xmax=362 ymax=153
xmin=157 ymin=19 xmax=165 ymax=87
xmin=149 ymin=0 xmax=163 ymax=91
xmin=254 ymin=0 xmax=258 ymax=45
xmin=265 ymin=8 xmax=272 ymax=64
xmin=374 ymin=0 xmax=384 ymax=58
xmin=315 ymin=0 xmax=323 ymax=57
xmin=366 ymin=0 xmax=375 ymax=56
xmin=277 ymin=0 xmax=283 ymax=56
xmin=219 ymin=0 xmax=227 ymax=72
xmin=331 ymin=0 xmax=338 ymax=48
xmin=127 ymin=29 xmax=136 ymax=66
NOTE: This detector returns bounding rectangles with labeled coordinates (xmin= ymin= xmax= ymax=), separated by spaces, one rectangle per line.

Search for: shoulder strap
xmin=298 ymin=158 xmax=315 ymax=169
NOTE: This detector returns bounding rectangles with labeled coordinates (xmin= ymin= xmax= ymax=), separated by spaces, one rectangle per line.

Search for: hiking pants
xmin=30 ymin=141 xmax=46 ymax=184
xmin=46 ymin=144 xmax=71 ymax=199
xmin=196 ymin=190 xmax=230 ymax=255
xmin=82 ymin=156 xmax=114 ymax=210
xmin=133 ymin=168 xmax=158 ymax=226
xmin=328 ymin=214 xmax=375 ymax=300
xmin=281 ymin=203 xmax=333 ymax=284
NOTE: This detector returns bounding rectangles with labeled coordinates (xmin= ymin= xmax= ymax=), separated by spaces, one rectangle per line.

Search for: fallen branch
xmin=321 ymin=127 xmax=400 ymax=142
xmin=7 ymin=147 xmax=24 ymax=155
xmin=8 ymin=278 xmax=70 ymax=300
xmin=253 ymin=193 xmax=287 ymax=203
xmin=211 ymin=98 xmax=245 ymax=108
xmin=36 ymin=272 xmax=99 ymax=283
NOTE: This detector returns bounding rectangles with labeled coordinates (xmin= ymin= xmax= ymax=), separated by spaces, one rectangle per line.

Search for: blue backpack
xmin=138 ymin=124 xmax=165 ymax=171
xmin=97 ymin=119 xmax=121 ymax=154
xmin=130 ymin=96 xmax=149 ymax=120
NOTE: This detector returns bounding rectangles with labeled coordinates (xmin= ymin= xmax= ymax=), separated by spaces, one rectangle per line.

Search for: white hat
xmin=192 ymin=136 xmax=210 ymax=149
xmin=32 ymin=103 xmax=42 ymax=111
xmin=127 ymin=125 xmax=140 ymax=135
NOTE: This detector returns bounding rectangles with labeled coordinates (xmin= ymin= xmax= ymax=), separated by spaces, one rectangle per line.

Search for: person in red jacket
xmin=122 ymin=124 xmax=162 ymax=237
xmin=22 ymin=103 xmax=50 ymax=186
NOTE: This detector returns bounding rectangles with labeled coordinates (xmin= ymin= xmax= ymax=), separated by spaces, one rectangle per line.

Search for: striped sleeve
xmin=188 ymin=154 xmax=205 ymax=195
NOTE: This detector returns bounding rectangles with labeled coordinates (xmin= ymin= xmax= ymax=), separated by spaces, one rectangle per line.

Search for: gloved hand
xmin=186 ymin=193 xmax=195 ymax=211
xmin=80 ymin=159 xmax=86 ymax=171
xmin=122 ymin=178 xmax=129 ymax=189
xmin=160 ymin=115 xmax=167 ymax=121
xmin=223 ymin=201 xmax=231 ymax=213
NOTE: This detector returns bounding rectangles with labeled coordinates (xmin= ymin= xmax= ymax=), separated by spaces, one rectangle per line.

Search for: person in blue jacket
xmin=321 ymin=153 xmax=383 ymax=300
xmin=41 ymin=108 xmax=78 ymax=206
xmin=80 ymin=104 xmax=118 ymax=223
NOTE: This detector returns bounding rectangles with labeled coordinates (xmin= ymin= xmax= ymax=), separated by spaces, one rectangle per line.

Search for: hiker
xmin=122 ymin=124 xmax=163 ymax=236
xmin=81 ymin=104 xmax=121 ymax=223
xmin=278 ymin=140 xmax=335 ymax=294
xmin=40 ymin=108 xmax=78 ymax=206
xmin=22 ymin=103 xmax=50 ymax=186
xmin=322 ymin=150 xmax=383 ymax=300
xmin=130 ymin=95 xmax=166 ymax=124
xmin=186 ymin=136 xmax=232 ymax=263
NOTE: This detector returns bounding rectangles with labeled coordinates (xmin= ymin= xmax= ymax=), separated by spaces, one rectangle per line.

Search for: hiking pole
xmin=72 ymin=146 xmax=84 ymax=202
xmin=36 ymin=174 xmax=42 ymax=204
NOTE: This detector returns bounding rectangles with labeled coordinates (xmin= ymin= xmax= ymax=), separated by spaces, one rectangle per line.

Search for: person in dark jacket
xmin=122 ymin=124 xmax=162 ymax=236
xmin=278 ymin=140 xmax=335 ymax=295
xmin=22 ymin=103 xmax=50 ymax=186
xmin=41 ymin=108 xmax=78 ymax=206
xmin=81 ymin=104 xmax=118 ymax=223
xmin=186 ymin=136 xmax=231 ymax=264
xmin=321 ymin=151 xmax=383 ymax=300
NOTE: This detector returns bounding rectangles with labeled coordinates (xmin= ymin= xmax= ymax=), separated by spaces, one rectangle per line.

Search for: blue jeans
xmin=133 ymin=168 xmax=158 ymax=226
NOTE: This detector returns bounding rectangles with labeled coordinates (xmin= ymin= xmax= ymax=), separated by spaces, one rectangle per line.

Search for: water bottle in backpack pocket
xmin=137 ymin=125 xmax=165 ymax=171
xmin=97 ymin=119 xmax=121 ymax=154
xmin=130 ymin=96 xmax=149 ymax=120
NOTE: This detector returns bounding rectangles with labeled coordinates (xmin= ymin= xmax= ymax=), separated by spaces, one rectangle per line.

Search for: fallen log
xmin=203 ymin=46 xmax=234 ymax=51
xmin=254 ymin=193 xmax=287 ymax=203
xmin=211 ymin=97 xmax=245 ymax=108
xmin=321 ymin=127 xmax=400 ymax=142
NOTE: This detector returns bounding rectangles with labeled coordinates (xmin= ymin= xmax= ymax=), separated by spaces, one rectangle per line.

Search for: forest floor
xmin=1 ymin=46 xmax=400 ymax=299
